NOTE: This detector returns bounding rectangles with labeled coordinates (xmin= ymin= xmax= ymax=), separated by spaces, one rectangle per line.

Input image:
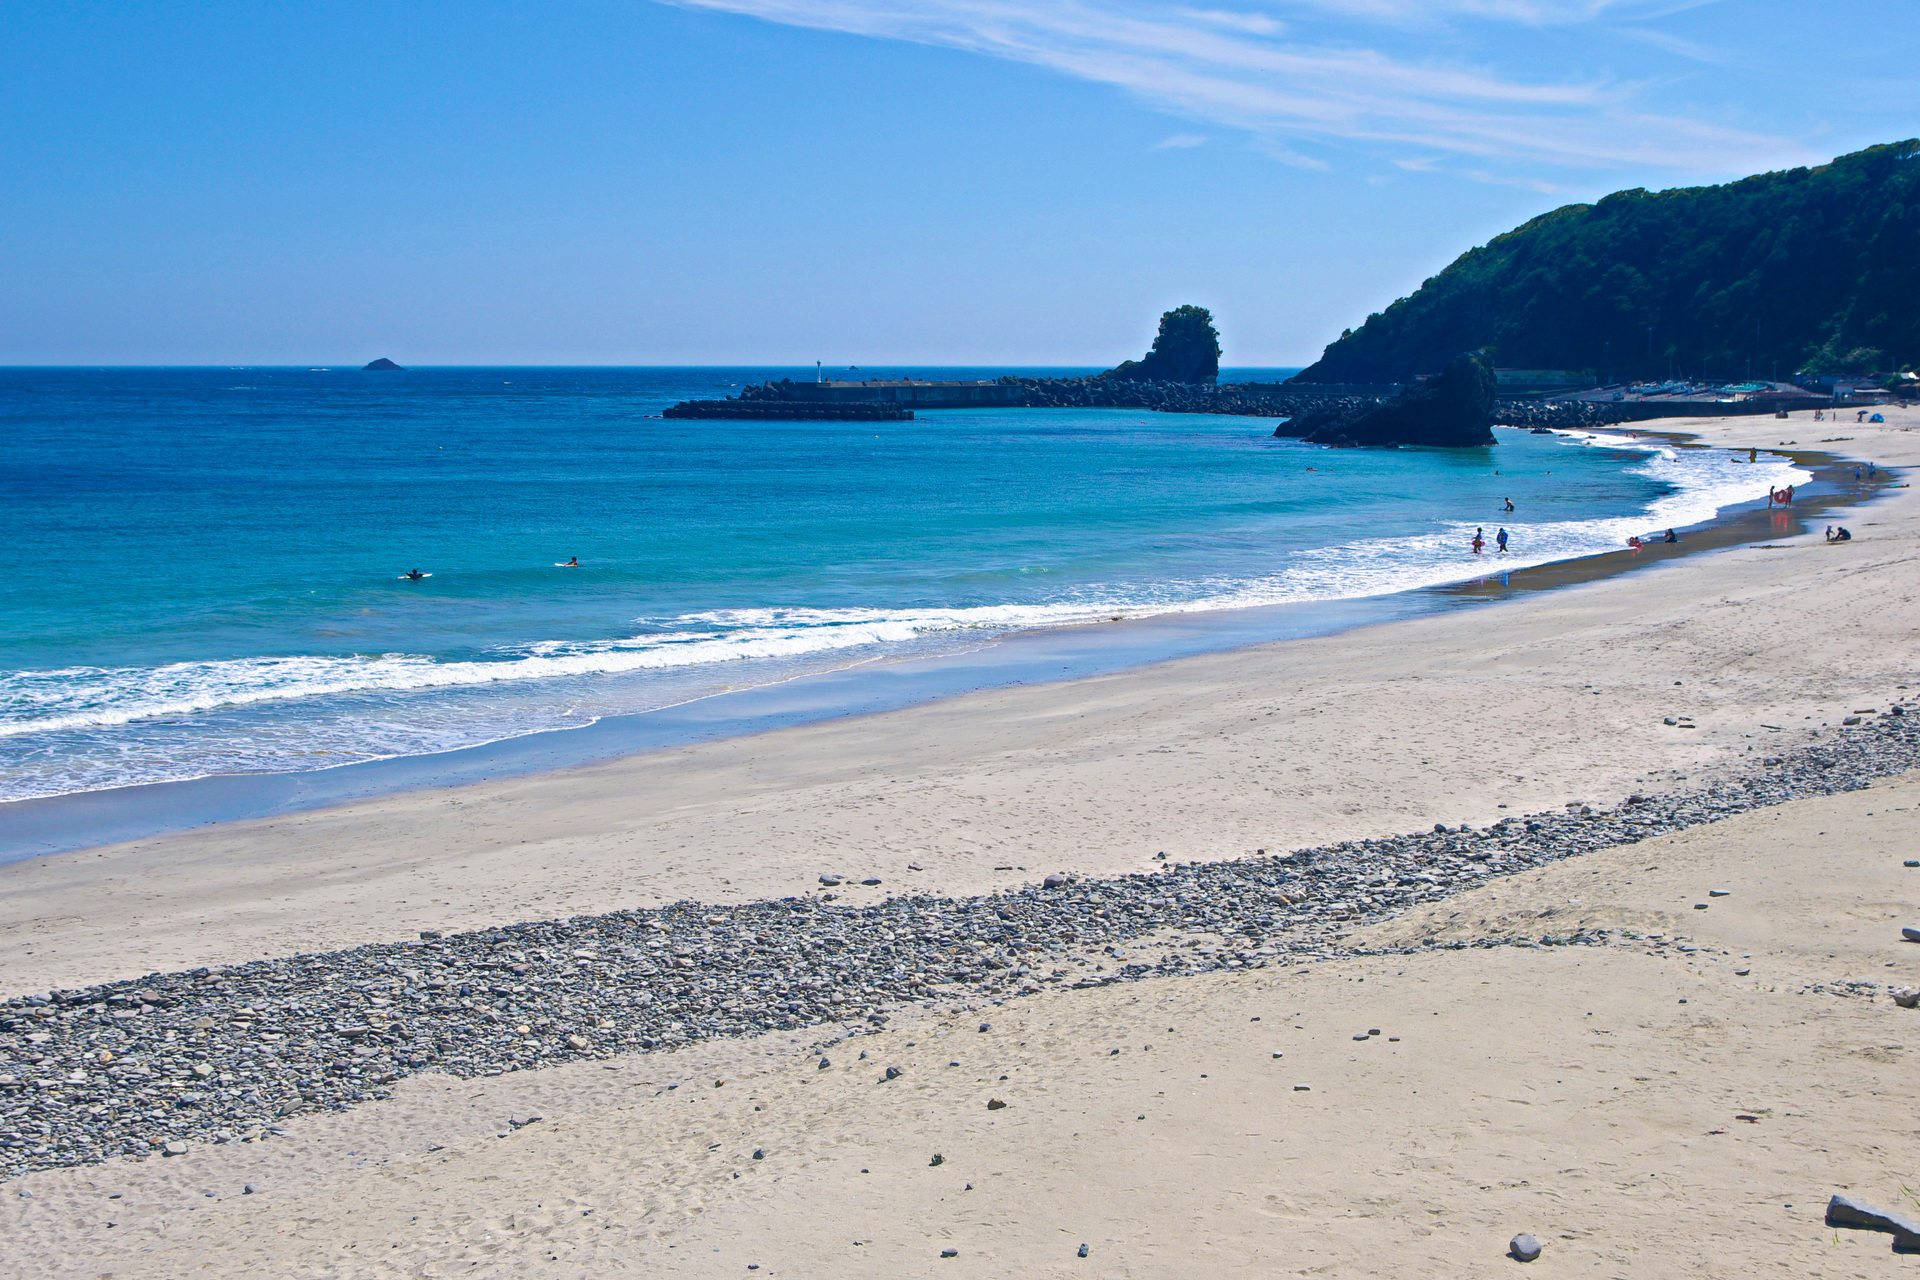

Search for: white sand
xmin=3 ymin=412 xmax=1916 ymax=992
xmin=3 ymin=410 xmax=1919 ymax=1277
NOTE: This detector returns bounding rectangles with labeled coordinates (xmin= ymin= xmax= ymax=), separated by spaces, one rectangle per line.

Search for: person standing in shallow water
xmin=1496 ymin=528 xmax=1509 ymax=553
xmin=1472 ymin=527 xmax=1485 ymax=555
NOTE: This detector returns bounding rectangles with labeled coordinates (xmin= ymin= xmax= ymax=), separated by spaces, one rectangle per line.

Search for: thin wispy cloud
xmin=1152 ymin=132 xmax=1212 ymax=148
xmin=1613 ymin=24 xmax=1727 ymax=62
xmin=664 ymin=0 xmax=1805 ymax=173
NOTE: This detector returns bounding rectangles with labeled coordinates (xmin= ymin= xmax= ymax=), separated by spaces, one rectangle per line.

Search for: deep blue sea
xmin=0 ymin=366 xmax=1803 ymax=803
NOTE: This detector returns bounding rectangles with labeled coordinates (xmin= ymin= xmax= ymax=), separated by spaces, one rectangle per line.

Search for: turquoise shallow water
xmin=0 ymin=366 xmax=1803 ymax=802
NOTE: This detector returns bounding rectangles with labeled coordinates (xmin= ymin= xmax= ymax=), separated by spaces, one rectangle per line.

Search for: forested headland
xmin=1293 ymin=140 xmax=1920 ymax=385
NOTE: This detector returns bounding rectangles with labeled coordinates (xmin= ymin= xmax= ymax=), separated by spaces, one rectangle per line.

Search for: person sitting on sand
xmin=1472 ymin=528 xmax=1485 ymax=555
xmin=1626 ymin=536 xmax=1644 ymax=550
xmin=1664 ymin=528 xmax=1678 ymax=543
xmin=1827 ymin=526 xmax=1853 ymax=542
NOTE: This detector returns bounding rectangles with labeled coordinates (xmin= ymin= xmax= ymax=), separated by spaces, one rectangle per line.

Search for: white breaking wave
xmin=0 ymin=435 xmax=1806 ymax=747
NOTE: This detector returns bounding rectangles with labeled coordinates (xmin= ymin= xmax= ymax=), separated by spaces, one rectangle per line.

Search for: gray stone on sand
xmin=1826 ymin=1193 xmax=1920 ymax=1249
xmin=1509 ymin=1233 xmax=1543 ymax=1261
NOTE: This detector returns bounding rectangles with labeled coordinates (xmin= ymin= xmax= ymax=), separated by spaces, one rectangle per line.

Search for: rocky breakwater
xmin=3 ymin=708 xmax=1917 ymax=1180
xmin=1279 ymin=351 xmax=1496 ymax=447
xmin=663 ymin=399 xmax=912 ymax=421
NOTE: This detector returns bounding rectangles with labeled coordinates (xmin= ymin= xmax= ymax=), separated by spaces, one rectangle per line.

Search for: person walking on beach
xmin=1496 ymin=528 xmax=1509 ymax=553
xmin=1472 ymin=527 xmax=1485 ymax=555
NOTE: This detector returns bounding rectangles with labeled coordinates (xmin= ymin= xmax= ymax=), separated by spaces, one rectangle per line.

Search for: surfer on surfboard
xmin=558 ymin=557 xmax=579 ymax=567
xmin=401 ymin=568 xmax=429 ymax=580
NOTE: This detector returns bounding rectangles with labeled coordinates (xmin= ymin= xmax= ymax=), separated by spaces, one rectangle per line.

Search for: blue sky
xmin=1 ymin=1 xmax=1913 ymax=365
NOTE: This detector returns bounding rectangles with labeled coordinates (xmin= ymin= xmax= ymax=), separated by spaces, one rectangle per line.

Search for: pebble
xmin=1078 ymin=1243 xmax=1090 ymax=1257
xmin=1709 ymin=889 xmax=1731 ymax=897
xmin=986 ymin=1098 xmax=1007 ymax=1110
xmin=1510 ymin=1233 xmax=1543 ymax=1262
xmin=1904 ymin=928 xmax=1920 ymax=943
xmin=930 ymin=1153 xmax=944 ymax=1166
xmin=941 ymin=1248 xmax=959 ymax=1258
xmin=5 ymin=715 xmax=1918 ymax=1180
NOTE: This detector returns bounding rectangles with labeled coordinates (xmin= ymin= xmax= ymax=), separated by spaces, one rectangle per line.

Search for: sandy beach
xmin=3 ymin=409 xmax=1918 ymax=1276
xmin=2 ymin=414 xmax=1914 ymax=993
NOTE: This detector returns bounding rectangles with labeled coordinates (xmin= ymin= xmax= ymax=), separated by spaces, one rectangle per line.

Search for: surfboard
xmin=554 ymin=562 xmax=579 ymax=567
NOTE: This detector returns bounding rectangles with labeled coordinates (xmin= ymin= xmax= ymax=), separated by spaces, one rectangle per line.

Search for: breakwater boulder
xmin=663 ymin=400 xmax=912 ymax=421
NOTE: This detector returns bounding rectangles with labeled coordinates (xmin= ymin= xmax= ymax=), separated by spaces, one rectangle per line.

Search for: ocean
xmin=0 ymin=365 xmax=1804 ymax=805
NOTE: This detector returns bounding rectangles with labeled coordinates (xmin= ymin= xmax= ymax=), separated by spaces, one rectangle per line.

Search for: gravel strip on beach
xmin=2 ymin=709 xmax=1915 ymax=1179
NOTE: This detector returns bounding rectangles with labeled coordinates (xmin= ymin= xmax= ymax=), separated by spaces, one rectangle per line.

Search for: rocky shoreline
xmin=989 ymin=377 xmax=1730 ymax=432
xmin=2 ymin=709 xmax=1914 ymax=1181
